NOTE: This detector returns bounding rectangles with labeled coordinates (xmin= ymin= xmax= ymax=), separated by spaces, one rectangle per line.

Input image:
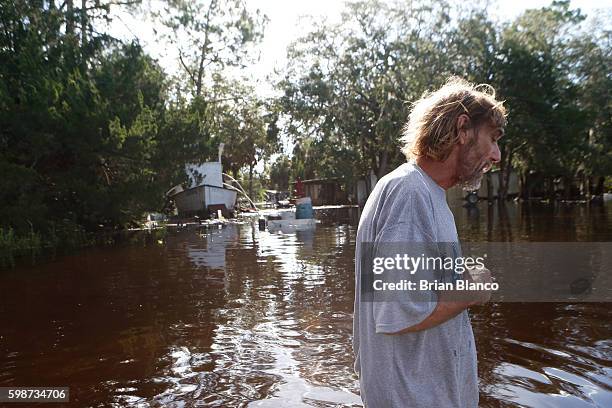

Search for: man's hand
xmin=437 ymin=265 xmax=493 ymax=306
xmin=388 ymin=266 xmax=494 ymax=334
xmin=465 ymin=265 xmax=493 ymax=305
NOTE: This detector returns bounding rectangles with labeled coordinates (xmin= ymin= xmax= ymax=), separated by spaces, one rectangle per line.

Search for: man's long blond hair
xmin=401 ymin=77 xmax=507 ymax=162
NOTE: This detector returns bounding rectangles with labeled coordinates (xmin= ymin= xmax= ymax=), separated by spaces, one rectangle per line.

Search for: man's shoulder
xmin=367 ymin=163 xmax=437 ymax=222
xmin=358 ymin=163 xmax=439 ymax=241
xmin=377 ymin=162 xmax=433 ymax=198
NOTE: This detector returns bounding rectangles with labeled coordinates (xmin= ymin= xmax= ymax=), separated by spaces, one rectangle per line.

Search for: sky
xmin=107 ymin=0 xmax=611 ymax=99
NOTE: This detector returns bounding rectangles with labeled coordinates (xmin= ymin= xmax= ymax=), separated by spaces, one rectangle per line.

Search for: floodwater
xmin=0 ymin=202 xmax=610 ymax=407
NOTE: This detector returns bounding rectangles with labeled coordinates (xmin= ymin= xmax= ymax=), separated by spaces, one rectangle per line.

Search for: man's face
xmin=457 ymin=120 xmax=503 ymax=191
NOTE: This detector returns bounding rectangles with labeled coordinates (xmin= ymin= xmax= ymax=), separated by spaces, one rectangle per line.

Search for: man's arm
xmin=386 ymin=267 xmax=492 ymax=335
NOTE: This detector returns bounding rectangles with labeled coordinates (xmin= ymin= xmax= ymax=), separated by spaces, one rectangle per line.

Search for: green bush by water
xmin=0 ymin=221 xmax=94 ymax=268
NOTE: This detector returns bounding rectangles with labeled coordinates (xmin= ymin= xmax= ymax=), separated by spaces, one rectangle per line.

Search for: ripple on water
xmin=1 ymin=215 xmax=611 ymax=407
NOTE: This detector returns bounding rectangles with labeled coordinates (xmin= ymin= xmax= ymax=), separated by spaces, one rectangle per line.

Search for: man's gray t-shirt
xmin=353 ymin=161 xmax=478 ymax=407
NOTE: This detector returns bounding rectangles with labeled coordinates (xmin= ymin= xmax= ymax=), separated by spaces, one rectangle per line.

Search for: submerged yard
xmin=1 ymin=202 xmax=610 ymax=407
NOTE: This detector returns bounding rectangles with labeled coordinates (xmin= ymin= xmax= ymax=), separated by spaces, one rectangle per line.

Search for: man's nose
xmin=491 ymin=143 xmax=501 ymax=164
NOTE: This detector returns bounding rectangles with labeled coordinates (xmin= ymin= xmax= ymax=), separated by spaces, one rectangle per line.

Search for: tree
xmin=494 ymin=1 xmax=589 ymax=199
xmin=278 ymin=0 xmax=605 ymax=201
xmin=278 ymin=0 xmax=459 ymax=186
xmin=269 ymin=155 xmax=291 ymax=191
xmin=0 ymin=2 xmax=169 ymax=234
xmin=567 ymin=20 xmax=612 ymax=195
xmin=157 ymin=0 xmax=266 ymax=98
xmin=209 ymin=79 xmax=279 ymax=197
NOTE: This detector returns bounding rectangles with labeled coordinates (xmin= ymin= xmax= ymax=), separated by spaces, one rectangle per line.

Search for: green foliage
xmin=494 ymin=1 xmax=589 ymax=177
xmin=157 ymin=0 xmax=267 ymax=97
xmin=269 ymin=155 xmax=292 ymax=190
xmin=1 ymin=0 xmax=609 ymax=261
xmin=605 ymin=177 xmax=612 ymax=193
xmin=0 ymin=227 xmax=42 ymax=267
xmin=278 ymin=0 xmax=611 ymax=197
xmin=0 ymin=1 xmax=276 ymax=258
xmin=278 ymin=0 xmax=460 ymax=185
xmin=198 ymin=77 xmax=281 ymax=196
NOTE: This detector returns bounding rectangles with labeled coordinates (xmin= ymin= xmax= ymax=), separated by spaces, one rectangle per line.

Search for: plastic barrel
xmin=295 ymin=197 xmax=314 ymax=219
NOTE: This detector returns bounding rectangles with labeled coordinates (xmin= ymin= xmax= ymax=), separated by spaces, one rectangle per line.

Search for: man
xmin=353 ymin=77 xmax=506 ymax=407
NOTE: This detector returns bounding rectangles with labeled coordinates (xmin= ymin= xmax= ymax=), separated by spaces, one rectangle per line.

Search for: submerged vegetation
xmin=0 ymin=221 xmax=92 ymax=267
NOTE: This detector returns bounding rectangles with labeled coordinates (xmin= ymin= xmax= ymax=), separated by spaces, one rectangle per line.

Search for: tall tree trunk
xmin=546 ymin=176 xmax=554 ymax=199
xmin=580 ymin=174 xmax=587 ymax=198
xmin=595 ymin=176 xmax=604 ymax=196
xmin=376 ymin=150 xmax=388 ymax=179
xmin=503 ymin=165 xmax=511 ymax=201
xmin=498 ymin=152 xmax=511 ymax=201
xmin=586 ymin=176 xmax=593 ymax=197
xmin=80 ymin=0 xmax=87 ymax=72
xmin=195 ymin=0 xmax=216 ymax=97
xmin=498 ymin=147 xmax=512 ymax=201
xmin=66 ymin=0 xmax=75 ymax=36
xmin=248 ymin=163 xmax=254 ymax=201
xmin=519 ymin=171 xmax=528 ymax=200
xmin=563 ymin=176 xmax=572 ymax=200
xmin=65 ymin=0 xmax=76 ymax=67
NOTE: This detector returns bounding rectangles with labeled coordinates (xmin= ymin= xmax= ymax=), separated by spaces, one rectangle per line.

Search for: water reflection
xmin=456 ymin=201 xmax=611 ymax=242
xmin=0 ymin=202 xmax=610 ymax=407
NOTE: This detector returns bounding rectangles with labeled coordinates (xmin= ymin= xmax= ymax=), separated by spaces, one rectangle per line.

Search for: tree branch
xmin=178 ymin=50 xmax=196 ymax=86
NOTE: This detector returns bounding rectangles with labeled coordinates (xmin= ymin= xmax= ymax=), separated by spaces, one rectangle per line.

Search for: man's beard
xmin=459 ymin=166 xmax=486 ymax=191
xmin=458 ymin=158 xmax=491 ymax=192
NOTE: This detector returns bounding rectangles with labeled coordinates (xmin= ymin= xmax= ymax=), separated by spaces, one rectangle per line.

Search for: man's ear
xmin=456 ymin=114 xmax=470 ymax=145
